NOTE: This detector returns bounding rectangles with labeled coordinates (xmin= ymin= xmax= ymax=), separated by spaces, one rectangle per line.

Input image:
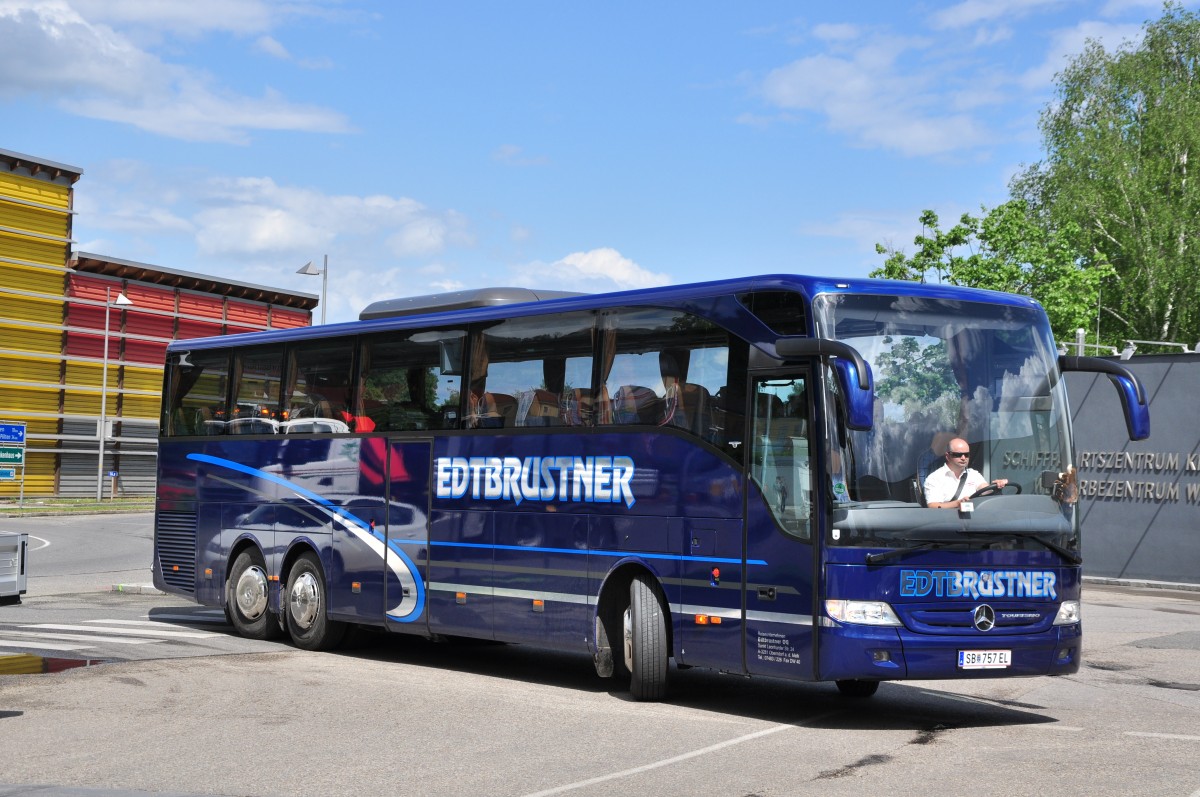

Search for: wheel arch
xmin=594 ymin=561 xmax=674 ymax=661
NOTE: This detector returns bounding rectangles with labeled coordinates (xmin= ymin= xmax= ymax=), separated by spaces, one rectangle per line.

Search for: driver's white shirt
xmin=924 ymin=464 xmax=989 ymax=504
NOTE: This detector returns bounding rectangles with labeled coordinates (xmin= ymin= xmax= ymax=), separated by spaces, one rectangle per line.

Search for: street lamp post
xmin=297 ymin=254 xmax=328 ymax=324
xmin=96 ymin=287 xmax=133 ymax=501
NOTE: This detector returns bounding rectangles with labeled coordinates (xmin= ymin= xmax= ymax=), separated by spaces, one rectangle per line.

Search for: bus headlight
xmin=825 ymin=600 xmax=902 ymax=626
xmin=1053 ymin=600 xmax=1081 ymax=625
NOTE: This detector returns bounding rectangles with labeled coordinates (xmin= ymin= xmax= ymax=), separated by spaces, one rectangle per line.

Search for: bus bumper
xmin=819 ymin=621 xmax=1082 ymax=680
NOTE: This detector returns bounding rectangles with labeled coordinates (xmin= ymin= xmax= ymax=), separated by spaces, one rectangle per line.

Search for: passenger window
xmin=464 ymin=312 xmax=595 ymax=429
xmin=230 ymin=347 xmax=284 ymax=434
xmin=165 ymin=350 xmax=230 ymax=436
xmin=358 ymin=329 xmax=465 ymax=432
xmin=286 ymin=340 xmax=356 ymax=433
xmin=598 ymin=308 xmax=730 ymax=446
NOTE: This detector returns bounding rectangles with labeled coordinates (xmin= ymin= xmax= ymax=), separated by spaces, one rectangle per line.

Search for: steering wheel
xmin=969 ymin=482 xmax=1022 ymax=499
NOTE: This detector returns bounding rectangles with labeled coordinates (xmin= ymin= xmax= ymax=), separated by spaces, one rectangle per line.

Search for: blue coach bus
xmin=153 ymin=274 xmax=1148 ymax=700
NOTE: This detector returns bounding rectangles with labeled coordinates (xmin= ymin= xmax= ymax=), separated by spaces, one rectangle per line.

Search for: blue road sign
xmin=0 ymin=423 xmax=26 ymax=445
xmin=0 ymin=468 xmax=15 ymax=480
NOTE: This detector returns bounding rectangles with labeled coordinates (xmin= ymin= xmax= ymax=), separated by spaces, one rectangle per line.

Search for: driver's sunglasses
xmin=947 ymin=451 xmax=970 ymax=458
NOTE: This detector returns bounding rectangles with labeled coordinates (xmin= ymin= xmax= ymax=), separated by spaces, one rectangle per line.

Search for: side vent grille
xmin=156 ymin=510 xmax=197 ymax=592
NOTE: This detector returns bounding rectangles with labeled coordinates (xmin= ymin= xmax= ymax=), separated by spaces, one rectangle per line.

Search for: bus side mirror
xmin=1059 ymin=355 xmax=1150 ymax=441
xmin=776 ymin=337 xmax=875 ymax=432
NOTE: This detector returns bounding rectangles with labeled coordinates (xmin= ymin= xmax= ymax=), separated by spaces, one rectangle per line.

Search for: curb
xmin=109 ymin=583 xmax=164 ymax=595
xmin=1084 ymin=576 xmax=1200 ymax=593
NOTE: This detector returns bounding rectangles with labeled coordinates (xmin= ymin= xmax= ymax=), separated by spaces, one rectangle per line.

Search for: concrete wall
xmin=1066 ymin=354 xmax=1200 ymax=585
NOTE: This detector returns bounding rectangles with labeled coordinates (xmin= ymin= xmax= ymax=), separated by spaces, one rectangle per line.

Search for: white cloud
xmin=0 ymin=0 xmax=349 ymax=142
xmin=510 ymin=248 xmax=670 ymax=293
xmin=812 ymin=23 xmax=860 ymax=41
xmin=255 ymin=34 xmax=290 ymax=59
xmin=492 ymin=144 xmax=550 ymax=167
xmin=190 ymin=176 xmax=471 ymax=260
xmin=66 ymin=0 xmax=278 ymax=38
xmin=930 ymin=0 xmax=1067 ymax=30
xmin=1019 ymin=20 xmax=1144 ymax=89
xmin=759 ymin=35 xmax=990 ymax=157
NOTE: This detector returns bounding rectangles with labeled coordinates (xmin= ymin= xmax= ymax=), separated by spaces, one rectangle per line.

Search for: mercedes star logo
xmin=973 ymin=604 xmax=996 ymax=632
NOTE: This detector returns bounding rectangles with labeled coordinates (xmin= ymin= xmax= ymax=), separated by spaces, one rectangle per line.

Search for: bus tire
xmin=226 ymin=549 xmax=283 ymax=641
xmin=284 ymin=551 xmax=346 ymax=651
xmin=835 ymin=679 xmax=879 ymax=698
xmin=625 ymin=573 xmax=668 ymax=701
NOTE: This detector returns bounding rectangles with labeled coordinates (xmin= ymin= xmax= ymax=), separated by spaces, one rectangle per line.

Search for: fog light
xmin=871 ymin=650 xmax=891 ymax=662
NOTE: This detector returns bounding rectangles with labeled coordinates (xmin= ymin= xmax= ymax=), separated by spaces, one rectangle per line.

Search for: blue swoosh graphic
xmin=187 ymin=452 xmax=425 ymax=623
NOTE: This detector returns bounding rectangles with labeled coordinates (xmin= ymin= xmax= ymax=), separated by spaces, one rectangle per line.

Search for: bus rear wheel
xmin=284 ymin=552 xmax=346 ymax=651
xmin=226 ymin=549 xmax=283 ymax=640
xmin=835 ymin=679 xmax=879 ymax=698
xmin=624 ymin=573 xmax=668 ymax=701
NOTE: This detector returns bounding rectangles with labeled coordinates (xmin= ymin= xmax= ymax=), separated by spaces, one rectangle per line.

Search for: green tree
xmin=1011 ymin=3 xmax=1200 ymax=347
xmin=872 ymin=202 xmax=1111 ymax=340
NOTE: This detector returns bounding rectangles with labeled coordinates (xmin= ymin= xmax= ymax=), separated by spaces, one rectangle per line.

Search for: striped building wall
xmin=0 ymin=151 xmax=79 ymax=495
xmin=0 ymin=148 xmax=317 ymax=498
xmin=57 ymin=261 xmax=314 ymax=497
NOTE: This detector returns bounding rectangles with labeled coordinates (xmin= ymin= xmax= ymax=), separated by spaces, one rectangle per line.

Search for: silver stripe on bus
xmin=678 ymin=606 xmax=814 ymax=626
xmin=429 ymin=582 xmax=592 ymax=605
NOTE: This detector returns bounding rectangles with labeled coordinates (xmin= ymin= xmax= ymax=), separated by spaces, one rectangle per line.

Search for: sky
xmin=1 ymin=0 xmax=1190 ymax=324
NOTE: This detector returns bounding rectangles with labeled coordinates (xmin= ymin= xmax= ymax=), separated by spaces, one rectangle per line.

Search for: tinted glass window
xmin=465 ymin=312 xmax=595 ymax=429
xmin=286 ymin=339 xmax=356 ymax=433
xmin=230 ymin=347 xmax=284 ymax=435
xmin=598 ymin=307 xmax=731 ymax=446
xmin=165 ymin=350 xmax=230 ymax=436
xmin=739 ymin=290 xmax=808 ymax=336
xmin=358 ymin=329 xmax=465 ymax=432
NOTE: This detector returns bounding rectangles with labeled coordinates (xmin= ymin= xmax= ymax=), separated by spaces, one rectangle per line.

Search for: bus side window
xmin=229 ymin=347 xmax=284 ymax=434
xmin=466 ymin=312 xmax=595 ymax=429
xmin=167 ymin=350 xmax=230 ymax=436
xmin=358 ymin=329 xmax=465 ymax=433
xmin=286 ymin=339 xmax=356 ymax=433
xmin=599 ymin=308 xmax=730 ymax=447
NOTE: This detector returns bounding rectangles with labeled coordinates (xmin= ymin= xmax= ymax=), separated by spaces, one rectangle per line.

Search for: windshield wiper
xmin=957 ymin=530 xmax=1082 ymax=565
xmin=866 ymin=540 xmax=962 ymax=565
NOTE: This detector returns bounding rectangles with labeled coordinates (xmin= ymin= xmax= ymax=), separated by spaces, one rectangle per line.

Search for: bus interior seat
xmin=560 ymin=388 xmax=594 ymax=426
xmin=663 ymin=383 xmax=713 ymax=436
xmin=524 ymin=389 xmax=562 ymax=426
xmin=479 ymin=392 xmax=517 ymax=428
xmin=611 ymin=385 xmax=662 ymax=424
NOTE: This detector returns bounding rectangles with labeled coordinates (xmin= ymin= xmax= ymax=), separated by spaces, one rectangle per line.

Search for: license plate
xmin=958 ymin=649 xmax=1011 ymax=669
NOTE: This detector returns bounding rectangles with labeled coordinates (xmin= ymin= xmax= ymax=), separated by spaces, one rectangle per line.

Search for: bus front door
xmin=743 ymin=374 xmax=819 ymax=680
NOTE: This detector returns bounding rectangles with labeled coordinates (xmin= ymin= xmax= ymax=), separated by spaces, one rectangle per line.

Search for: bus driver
xmin=924 ymin=437 xmax=1008 ymax=509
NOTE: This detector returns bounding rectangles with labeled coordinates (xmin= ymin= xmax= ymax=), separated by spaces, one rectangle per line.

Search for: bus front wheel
xmin=226 ymin=549 xmax=283 ymax=641
xmin=284 ymin=552 xmax=346 ymax=651
xmin=624 ymin=573 xmax=668 ymax=701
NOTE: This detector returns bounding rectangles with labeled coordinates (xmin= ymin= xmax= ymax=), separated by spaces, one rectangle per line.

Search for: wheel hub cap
xmin=288 ymin=571 xmax=321 ymax=630
xmin=235 ymin=566 xmax=268 ymax=620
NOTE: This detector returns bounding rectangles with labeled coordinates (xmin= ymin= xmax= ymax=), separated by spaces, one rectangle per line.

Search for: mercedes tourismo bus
xmin=152 ymin=274 xmax=1149 ymax=700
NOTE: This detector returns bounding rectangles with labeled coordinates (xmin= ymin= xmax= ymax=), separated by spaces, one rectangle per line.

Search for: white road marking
xmin=1124 ymin=731 xmax=1200 ymax=742
xmin=26 ymin=535 xmax=51 ymax=551
xmin=0 ymin=639 xmax=94 ymax=651
xmin=21 ymin=624 xmax=217 ymax=639
xmin=137 ymin=614 xmax=229 ymax=624
xmin=96 ymin=617 xmax=227 ymax=628
xmin=0 ymin=630 xmax=162 ymax=645
xmin=516 ymin=717 xmax=837 ymax=797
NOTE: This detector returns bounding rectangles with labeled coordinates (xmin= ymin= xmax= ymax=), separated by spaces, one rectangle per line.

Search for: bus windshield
xmin=814 ymin=293 xmax=1076 ymax=551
